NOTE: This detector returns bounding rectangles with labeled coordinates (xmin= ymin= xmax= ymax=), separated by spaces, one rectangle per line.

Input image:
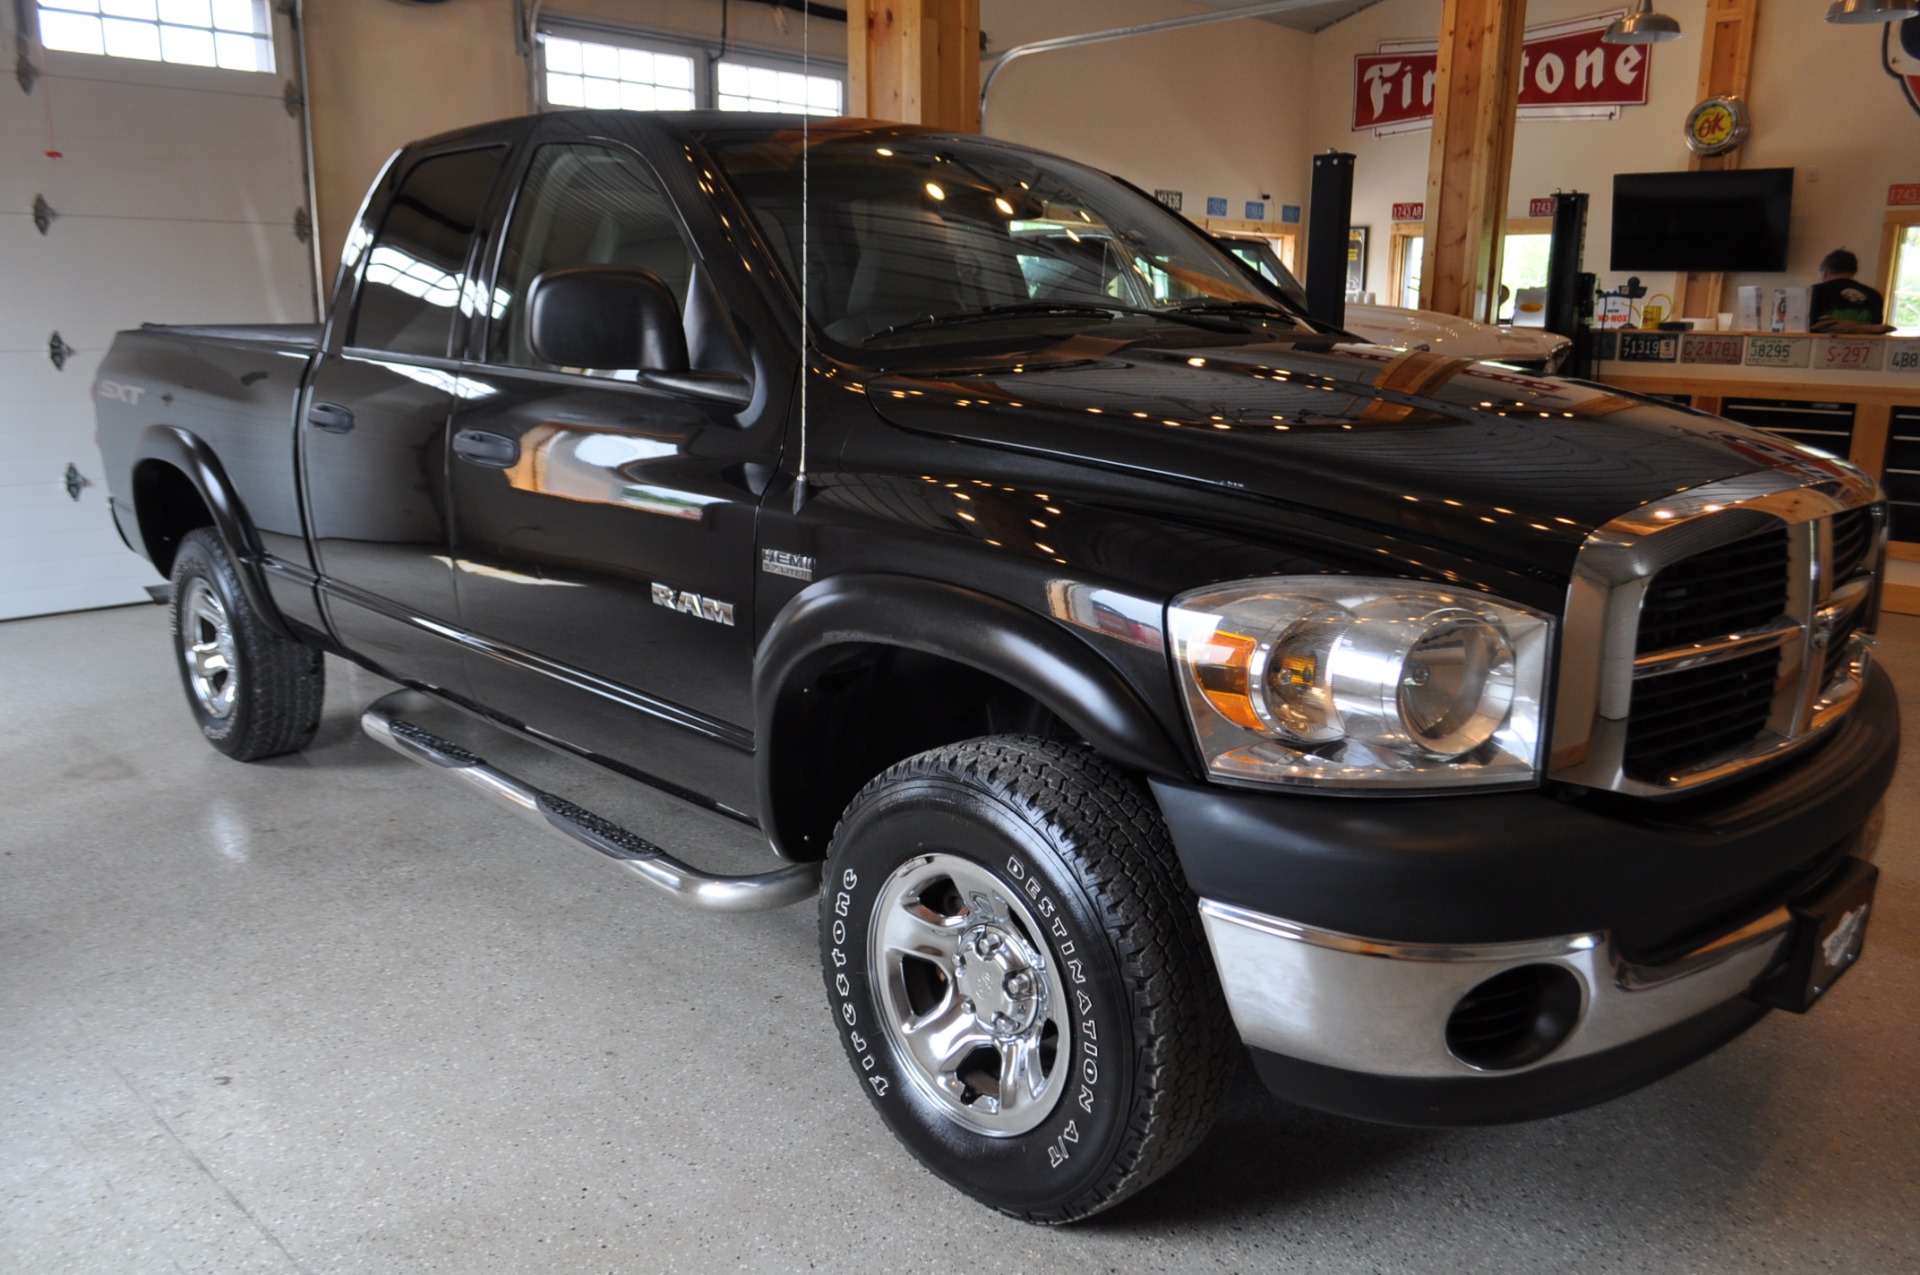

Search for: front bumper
xmin=1151 ymin=665 xmax=1897 ymax=951
xmin=1200 ymin=896 xmax=1795 ymax=1081
xmin=1153 ymin=665 xmax=1896 ymax=1125
xmin=1201 ymin=850 xmax=1876 ymax=1125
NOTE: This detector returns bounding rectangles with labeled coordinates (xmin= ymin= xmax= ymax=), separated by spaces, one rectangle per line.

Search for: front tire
xmin=170 ymin=528 xmax=324 ymax=760
xmin=821 ymin=736 xmax=1232 ymax=1223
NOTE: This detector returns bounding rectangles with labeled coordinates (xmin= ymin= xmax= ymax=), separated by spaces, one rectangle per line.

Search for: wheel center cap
xmin=955 ymin=922 xmax=1043 ymax=1037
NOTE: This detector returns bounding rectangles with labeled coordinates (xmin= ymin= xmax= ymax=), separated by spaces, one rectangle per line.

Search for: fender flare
xmin=753 ymin=573 xmax=1193 ymax=858
xmin=133 ymin=424 xmax=293 ymax=640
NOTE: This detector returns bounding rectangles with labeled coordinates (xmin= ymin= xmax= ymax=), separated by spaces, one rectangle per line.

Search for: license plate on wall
xmin=1617 ymin=332 xmax=1678 ymax=363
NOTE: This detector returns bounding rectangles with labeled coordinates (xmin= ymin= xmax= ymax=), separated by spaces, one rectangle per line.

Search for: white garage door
xmin=0 ymin=0 xmax=316 ymax=620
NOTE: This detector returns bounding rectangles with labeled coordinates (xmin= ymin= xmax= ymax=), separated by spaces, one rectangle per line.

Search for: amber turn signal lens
xmin=1192 ymin=630 xmax=1262 ymax=729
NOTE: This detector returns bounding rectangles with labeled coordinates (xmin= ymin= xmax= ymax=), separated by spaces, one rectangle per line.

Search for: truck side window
xmin=489 ymin=143 xmax=695 ymax=374
xmin=348 ymin=146 xmax=506 ymax=358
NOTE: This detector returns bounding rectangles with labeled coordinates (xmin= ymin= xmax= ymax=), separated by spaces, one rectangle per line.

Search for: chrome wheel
xmin=180 ymin=577 xmax=238 ymax=721
xmin=869 ymin=852 xmax=1070 ymax=1137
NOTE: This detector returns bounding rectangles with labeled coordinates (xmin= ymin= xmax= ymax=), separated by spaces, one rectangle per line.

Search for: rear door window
xmin=348 ymin=146 xmax=507 ymax=357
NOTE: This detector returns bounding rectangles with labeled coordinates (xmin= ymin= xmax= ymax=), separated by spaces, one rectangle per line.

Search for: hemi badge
xmin=761 ymin=549 xmax=814 ymax=581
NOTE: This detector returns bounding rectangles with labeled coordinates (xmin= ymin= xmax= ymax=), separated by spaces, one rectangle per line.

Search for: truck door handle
xmin=453 ymin=429 xmax=520 ymax=468
xmin=307 ymin=401 xmax=355 ymax=434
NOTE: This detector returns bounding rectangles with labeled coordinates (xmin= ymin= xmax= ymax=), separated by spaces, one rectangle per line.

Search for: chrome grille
xmin=1831 ymin=506 xmax=1873 ymax=583
xmin=1821 ymin=506 xmax=1877 ymax=699
xmin=1551 ymin=469 xmax=1885 ymax=797
xmin=1624 ymin=647 xmax=1780 ymax=783
xmin=1623 ymin=528 xmax=1790 ymax=784
xmin=1635 ymin=528 xmax=1790 ymax=655
xmin=1822 ymin=615 xmax=1859 ymax=691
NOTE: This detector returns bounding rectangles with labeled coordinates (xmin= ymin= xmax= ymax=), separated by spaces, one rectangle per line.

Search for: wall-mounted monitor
xmin=1610 ymin=168 xmax=1794 ymax=273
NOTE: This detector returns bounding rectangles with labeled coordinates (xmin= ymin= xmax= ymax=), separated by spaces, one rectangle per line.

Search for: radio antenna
xmin=792 ymin=2 xmax=812 ymax=512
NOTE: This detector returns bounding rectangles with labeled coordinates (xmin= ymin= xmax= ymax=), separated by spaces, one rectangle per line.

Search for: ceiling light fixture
xmin=1603 ymin=0 xmax=1684 ymax=44
xmin=1824 ymin=0 xmax=1919 ymax=23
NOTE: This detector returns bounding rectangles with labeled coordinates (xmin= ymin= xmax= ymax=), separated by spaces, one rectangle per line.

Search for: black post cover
xmin=1307 ymin=152 xmax=1356 ymax=330
xmin=1545 ymin=192 xmax=1591 ymax=377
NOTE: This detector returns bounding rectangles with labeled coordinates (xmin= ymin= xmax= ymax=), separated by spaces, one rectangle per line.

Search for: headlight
xmin=1169 ymin=578 xmax=1551 ymax=791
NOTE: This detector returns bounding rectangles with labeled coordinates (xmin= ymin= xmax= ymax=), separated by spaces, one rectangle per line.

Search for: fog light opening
xmin=1445 ymin=964 xmax=1583 ymax=1071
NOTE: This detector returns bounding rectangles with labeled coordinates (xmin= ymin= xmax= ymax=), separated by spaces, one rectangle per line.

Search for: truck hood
xmin=1341 ymin=305 xmax=1571 ymax=366
xmin=863 ymin=336 xmax=1819 ymax=571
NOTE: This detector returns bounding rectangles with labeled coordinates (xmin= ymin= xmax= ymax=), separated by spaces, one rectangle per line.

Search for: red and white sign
xmin=1890 ymin=183 xmax=1920 ymax=207
xmin=1398 ymin=197 xmax=1562 ymax=223
xmin=1887 ymin=20 xmax=1920 ymax=120
xmin=1354 ymin=12 xmax=1655 ymax=135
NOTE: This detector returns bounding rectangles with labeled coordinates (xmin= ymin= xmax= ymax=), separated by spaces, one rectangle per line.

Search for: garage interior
xmin=4 ymin=0 xmax=1919 ymax=1269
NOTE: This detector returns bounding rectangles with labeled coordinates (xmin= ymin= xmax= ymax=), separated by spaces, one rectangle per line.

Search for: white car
xmin=1216 ymin=234 xmax=1573 ymax=374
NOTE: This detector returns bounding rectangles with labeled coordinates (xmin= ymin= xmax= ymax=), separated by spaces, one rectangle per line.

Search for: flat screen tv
xmin=1610 ymin=168 xmax=1794 ymax=273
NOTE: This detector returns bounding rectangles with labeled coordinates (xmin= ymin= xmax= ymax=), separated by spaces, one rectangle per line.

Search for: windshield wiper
xmin=864 ymin=302 xmax=1120 ymax=340
xmin=1165 ymin=300 xmax=1325 ymax=332
xmin=861 ymin=301 xmax=1243 ymax=342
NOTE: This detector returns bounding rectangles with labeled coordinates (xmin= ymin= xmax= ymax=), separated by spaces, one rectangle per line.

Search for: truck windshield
xmin=701 ymin=127 xmax=1309 ymax=351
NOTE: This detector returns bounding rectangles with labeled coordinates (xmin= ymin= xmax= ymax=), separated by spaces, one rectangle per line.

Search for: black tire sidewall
xmin=170 ymin=533 xmax=251 ymax=753
xmin=823 ymin=773 xmax=1137 ymax=1218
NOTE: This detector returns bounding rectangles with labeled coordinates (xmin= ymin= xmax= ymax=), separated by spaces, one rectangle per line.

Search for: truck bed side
xmin=95 ymin=323 xmax=322 ymax=628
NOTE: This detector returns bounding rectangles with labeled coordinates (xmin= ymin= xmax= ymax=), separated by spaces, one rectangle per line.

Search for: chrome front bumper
xmin=1199 ymin=899 xmax=1795 ymax=1079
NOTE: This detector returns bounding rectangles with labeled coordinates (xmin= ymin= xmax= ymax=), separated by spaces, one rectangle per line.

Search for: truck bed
xmin=96 ymin=323 xmax=322 ymax=576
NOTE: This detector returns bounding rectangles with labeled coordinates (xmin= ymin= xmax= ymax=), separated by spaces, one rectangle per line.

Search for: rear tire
xmin=170 ymin=528 xmax=324 ymax=760
xmin=820 ymin=735 xmax=1232 ymax=1223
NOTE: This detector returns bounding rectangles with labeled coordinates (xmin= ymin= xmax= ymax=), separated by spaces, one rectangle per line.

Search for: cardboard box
xmin=1510 ymin=287 xmax=1548 ymax=327
xmin=1770 ymin=287 xmax=1810 ymax=333
xmin=1595 ymin=295 xmax=1634 ymax=329
xmin=1737 ymin=286 xmax=1765 ymax=332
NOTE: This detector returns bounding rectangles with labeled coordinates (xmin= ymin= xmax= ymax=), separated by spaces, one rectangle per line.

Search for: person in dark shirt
xmin=1809 ymin=249 xmax=1890 ymax=333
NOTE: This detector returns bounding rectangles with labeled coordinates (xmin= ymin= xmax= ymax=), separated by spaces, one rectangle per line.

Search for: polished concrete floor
xmin=3 ymin=602 xmax=1917 ymax=1274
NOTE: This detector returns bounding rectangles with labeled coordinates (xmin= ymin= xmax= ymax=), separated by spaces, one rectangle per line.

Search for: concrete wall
xmin=302 ymin=0 xmax=1308 ymax=290
xmin=979 ymin=0 xmax=1315 ymax=229
xmin=1307 ymin=0 xmax=1920 ymax=315
xmin=305 ymin=0 xmax=524 ymax=276
xmin=304 ymin=0 xmax=845 ymax=279
xmin=300 ymin=1 xmax=1919 ymax=320
xmin=1730 ymin=8 xmax=1919 ymax=305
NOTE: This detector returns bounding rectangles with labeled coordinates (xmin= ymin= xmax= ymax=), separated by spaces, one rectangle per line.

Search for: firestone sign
xmin=1354 ymin=13 xmax=1654 ymax=136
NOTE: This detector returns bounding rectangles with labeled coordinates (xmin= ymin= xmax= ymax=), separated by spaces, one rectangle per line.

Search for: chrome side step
xmin=361 ymin=690 xmax=821 ymax=912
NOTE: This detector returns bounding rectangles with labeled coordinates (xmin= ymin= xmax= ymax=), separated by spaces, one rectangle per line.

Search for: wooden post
xmin=847 ymin=0 xmax=981 ymax=131
xmin=1673 ymin=0 xmax=1761 ymax=320
xmin=1419 ymin=0 xmax=1526 ymax=322
xmin=1852 ymin=402 xmax=1893 ymax=480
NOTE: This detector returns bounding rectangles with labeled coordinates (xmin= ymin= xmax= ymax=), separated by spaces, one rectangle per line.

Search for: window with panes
xmin=538 ymin=28 xmax=841 ymax=117
xmin=36 ymin=0 xmax=274 ymax=72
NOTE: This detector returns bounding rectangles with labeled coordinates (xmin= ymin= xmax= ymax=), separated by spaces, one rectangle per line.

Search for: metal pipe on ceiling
xmin=763 ymin=0 xmax=849 ymax=22
xmin=980 ymin=0 xmax=1352 ymax=127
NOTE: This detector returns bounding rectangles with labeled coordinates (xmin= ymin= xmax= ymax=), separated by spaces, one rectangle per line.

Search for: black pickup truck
xmin=94 ymin=111 xmax=1897 ymax=1223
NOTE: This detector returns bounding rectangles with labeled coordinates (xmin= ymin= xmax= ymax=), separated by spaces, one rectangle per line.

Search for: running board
xmin=361 ymin=690 xmax=820 ymax=911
